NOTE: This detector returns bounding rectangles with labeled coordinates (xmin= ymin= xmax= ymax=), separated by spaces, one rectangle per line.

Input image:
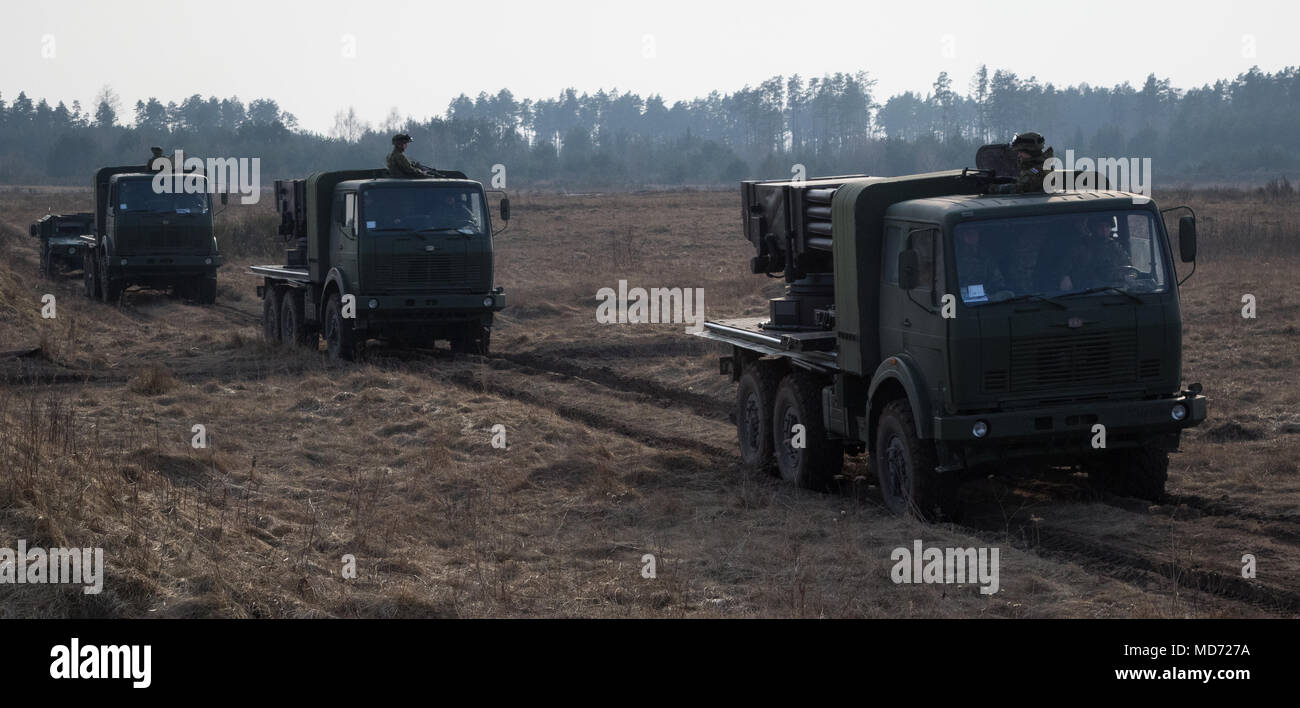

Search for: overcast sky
xmin=2 ymin=0 xmax=1297 ymax=134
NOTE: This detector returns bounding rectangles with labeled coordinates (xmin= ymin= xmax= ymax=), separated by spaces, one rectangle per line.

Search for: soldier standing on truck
xmin=387 ymin=133 xmax=446 ymax=178
xmin=994 ymin=132 xmax=1054 ymax=194
xmin=147 ymin=146 xmax=167 ymax=171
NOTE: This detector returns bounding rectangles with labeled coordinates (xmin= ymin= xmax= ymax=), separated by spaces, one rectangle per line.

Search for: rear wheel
xmin=100 ymin=258 xmax=122 ymax=303
xmin=874 ymin=398 xmax=960 ymax=521
xmin=735 ymin=362 xmax=780 ymax=470
xmin=772 ymin=371 xmax=842 ymax=490
xmin=280 ymin=289 xmax=312 ymax=347
xmin=262 ymin=286 xmax=282 ymax=344
xmin=1086 ymin=448 xmax=1168 ymax=501
xmin=39 ymin=246 xmax=50 ymax=278
xmin=324 ymin=293 xmax=356 ymax=361
xmin=84 ymin=255 xmax=98 ymax=299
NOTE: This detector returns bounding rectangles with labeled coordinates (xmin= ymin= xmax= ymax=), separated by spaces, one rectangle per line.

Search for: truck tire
xmin=324 ymin=293 xmax=356 ymax=361
xmin=874 ymin=398 xmax=960 ymax=521
xmin=100 ymin=259 xmax=123 ymax=304
xmin=39 ymin=246 xmax=49 ymax=279
xmin=735 ymin=363 xmax=780 ymax=471
xmin=451 ymin=323 xmax=490 ymax=355
xmin=772 ymin=371 xmax=843 ymax=490
xmin=197 ymin=276 xmax=218 ymax=305
xmin=1086 ymin=448 xmax=1168 ymax=502
xmin=280 ymin=289 xmax=312 ymax=347
xmin=84 ymin=256 xmax=98 ymax=299
xmin=262 ymin=287 xmax=282 ymax=344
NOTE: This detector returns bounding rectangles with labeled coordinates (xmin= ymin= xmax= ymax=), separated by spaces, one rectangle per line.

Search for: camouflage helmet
xmin=392 ymin=133 xmax=413 ymax=145
xmin=150 ymin=146 xmax=164 ymax=156
xmin=1010 ymin=132 xmax=1045 ymax=155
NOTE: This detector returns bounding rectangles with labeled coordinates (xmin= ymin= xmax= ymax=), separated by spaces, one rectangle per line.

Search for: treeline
xmin=1 ymin=65 xmax=1296 ymax=188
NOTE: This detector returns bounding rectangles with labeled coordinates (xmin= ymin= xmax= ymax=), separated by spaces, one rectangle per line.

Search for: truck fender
xmin=321 ymin=268 xmax=352 ymax=318
xmin=867 ymin=355 xmax=933 ymax=440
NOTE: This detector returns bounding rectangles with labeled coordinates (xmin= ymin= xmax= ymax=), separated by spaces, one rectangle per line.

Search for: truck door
xmin=881 ymin=222 xmax=945 ymax=387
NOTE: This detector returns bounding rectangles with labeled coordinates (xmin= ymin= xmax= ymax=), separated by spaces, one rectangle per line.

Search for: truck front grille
xmin=119 ymin=226 xmax=207 ymax=253
xmin=371 ymin=253 xmax=486 ymax=292
xmin=1009 ymin=331 xmax=1138 ymax=392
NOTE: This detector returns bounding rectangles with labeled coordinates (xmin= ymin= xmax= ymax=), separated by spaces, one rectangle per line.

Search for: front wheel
xmin=197 ymin=276 xmax=217 ymax=305
xmin=874 ymin=399 xmax=960 ymax=521
xmin=324 ymin=293 xmax=357 ymax=361
xmin=451 ymin=322 xmax=490 ymax=355
xmin=1086 ymin=448 xmax=1168 ymax=501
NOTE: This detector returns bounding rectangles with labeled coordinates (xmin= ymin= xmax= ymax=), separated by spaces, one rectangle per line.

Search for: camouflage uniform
xmin=994 ymin=132 xmax=1054 ymax=194
xmin=1060 ymin=232 xmax=1128 ymax=289
xmin=387 ymin=133 xmax=431 ymax=178
xmin=147 ymin=147 xmax=166 ymax=171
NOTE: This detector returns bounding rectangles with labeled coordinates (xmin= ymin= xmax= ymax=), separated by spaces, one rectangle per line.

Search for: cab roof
xmin=886 ymin=190 xmax=1155 ymax=223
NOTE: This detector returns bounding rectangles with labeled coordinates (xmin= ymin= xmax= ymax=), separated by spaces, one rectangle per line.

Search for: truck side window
xmin=883 ymin=224 xmax=902 ymax=285
xmin=343 ymin=193 xmax=357 ymax=235
xmin=912 ymin=229 xmax=934 ymax=293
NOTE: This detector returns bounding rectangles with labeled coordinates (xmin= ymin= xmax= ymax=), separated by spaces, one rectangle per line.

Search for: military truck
xmin=697 ymin=162 xmax=1206 ymax=520
xmin=30 ymin=212 xmax=93 ymax=278
xmin=250 ymin=169 xmax=509 ymax=360
xmin=82 ymin=166 xmax=225 ymax=304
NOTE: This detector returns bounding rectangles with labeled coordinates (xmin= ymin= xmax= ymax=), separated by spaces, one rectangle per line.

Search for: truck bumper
xmin=112 ymin=254 xmax=223 ymax=276
xmin=933 ymin=392 xmax=1207 ymax=443
xmin=353 ymin=291 xmax=505 ymax=327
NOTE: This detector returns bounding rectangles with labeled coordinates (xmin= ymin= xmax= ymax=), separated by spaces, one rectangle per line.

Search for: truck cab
xmin=253 ymin=170 xmax=508 ymax=360
xmin=83 ymin=168 xmax=223 ymax=304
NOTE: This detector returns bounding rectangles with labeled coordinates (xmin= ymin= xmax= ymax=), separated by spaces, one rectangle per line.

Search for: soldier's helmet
xmin=392 ymin=133 xmax=413 ymax=145
xmin=150 ymin=146 xmax=164 ymax=156
xmin=1010 ymin=132 xmax=1045 ymax=155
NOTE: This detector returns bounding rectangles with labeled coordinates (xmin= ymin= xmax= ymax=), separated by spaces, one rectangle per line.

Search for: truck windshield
xmin=362 ymin=187 xmax=486 ymax=234
xmin=951 ymin=210 xmax=1169 ymax=306
xmin=117 ymin=180 xmax=210 ymax=214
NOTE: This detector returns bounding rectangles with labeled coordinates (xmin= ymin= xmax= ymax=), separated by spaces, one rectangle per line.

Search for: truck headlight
xmin=483 ymin=296 xmax=494 ymax=307
xmin=972 ymin=421 xmax=989 ymax=438
xmin=204 ymin=257 xmax=213 ymax=265
xmin=67 ymin=246 xmax=76 ymax=254
xmin=1171 ymin=404 xmax=1187 ymax=421
xmin=368 ymin=298 xmax=379 ymax=309
xmin=120 ymin=258 xmax=128 ymax=266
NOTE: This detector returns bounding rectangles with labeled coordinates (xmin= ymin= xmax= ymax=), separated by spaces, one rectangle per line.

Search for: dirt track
xmin=1 ymin=188 xmax=1298 ymax=618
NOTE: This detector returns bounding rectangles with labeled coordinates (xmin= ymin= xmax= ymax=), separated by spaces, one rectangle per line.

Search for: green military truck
xmin=251 ymin=169 xmax=509 ymax=360
xmin=82 ymin=165 xmax=225 ymax=304
xmin=698 ymin=164 xmax=1206 ymax=520
xmin=30 ymin=212 xmax=93 ymax=278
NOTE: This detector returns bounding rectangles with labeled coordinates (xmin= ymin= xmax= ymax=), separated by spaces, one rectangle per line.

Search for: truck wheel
xmin=874 ymin=398 xmax=959 ymax=521
xmin=451 ymin=323 xmax=490 ymax=355
xmin=772 ymin=371 xmax=842 ymax=490
xmin=735 ymin=363 xmax=780 ymax=470
xmin=1086 ymin=448 xmax=1168 ymax=501
xmin=101 ymin=261 xmax=123 ymax=304
xmin=84 ymin=257 xmax=98 ymax=299
xmin=198 ymin=276 xmax=218 ymax=305
xmin=324 ymin=293 xmax=356 ymax=361
xmin=262 ymin=287 xmax=282 ymax=344
xmin=280 ymin=289 xmax=311 ymax=347
xmin=39 ymin=247 xmax=49 ymax=279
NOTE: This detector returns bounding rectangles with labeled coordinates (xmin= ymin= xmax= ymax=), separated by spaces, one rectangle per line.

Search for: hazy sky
xmin=3 ymin=0 xmax=1297 ymax=134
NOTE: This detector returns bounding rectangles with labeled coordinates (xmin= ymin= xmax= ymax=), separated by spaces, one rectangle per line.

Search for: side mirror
xmin=500 ymin=197 xmax=511 ymax=222
xmin=1178 ymin=215 xmax=1196 ymax=262
xmin=898 ymin=249 xmax=920 ymax=290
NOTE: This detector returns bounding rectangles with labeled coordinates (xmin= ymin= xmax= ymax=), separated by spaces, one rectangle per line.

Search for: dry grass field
xmin=0 ymin=183 xmax=1297 ymax=618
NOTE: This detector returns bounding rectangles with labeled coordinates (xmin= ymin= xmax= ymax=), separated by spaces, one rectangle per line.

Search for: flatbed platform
xmin=249 ymin=264 xmax=310 ymax=281
xmin=695 ymin=317 xmax=840 ymax=372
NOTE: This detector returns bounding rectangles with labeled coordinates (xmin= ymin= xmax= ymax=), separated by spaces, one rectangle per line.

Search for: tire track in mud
xmin=383 ymin=349 xmax=737 ymax=460
xmin=958 ymin=514 xmax=1300 ymax=614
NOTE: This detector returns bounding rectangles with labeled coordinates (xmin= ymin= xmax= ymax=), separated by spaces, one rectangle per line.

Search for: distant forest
xmin=1 ymin=65 xmax=1296 ymax=188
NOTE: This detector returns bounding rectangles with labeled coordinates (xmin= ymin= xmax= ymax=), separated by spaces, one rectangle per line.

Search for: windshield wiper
xmin=1063 ymin=285 xmax=1143 ymax=303
xmin=991 ymin=292 xmax=1068 ymax=309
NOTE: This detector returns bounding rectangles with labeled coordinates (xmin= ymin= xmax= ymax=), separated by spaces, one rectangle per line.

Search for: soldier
xmin=147 ymin=146 xmax=167 ymax=171
xmin=1052 ymin=214 xmax=1129 ymax=291
xmin=387 ymin=133 xmax=446 ymax=178
xmin=994 ymin=132 xmax=1054 ymax=193
xmin=953 ymin=225 xmax=1007 ymax=302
